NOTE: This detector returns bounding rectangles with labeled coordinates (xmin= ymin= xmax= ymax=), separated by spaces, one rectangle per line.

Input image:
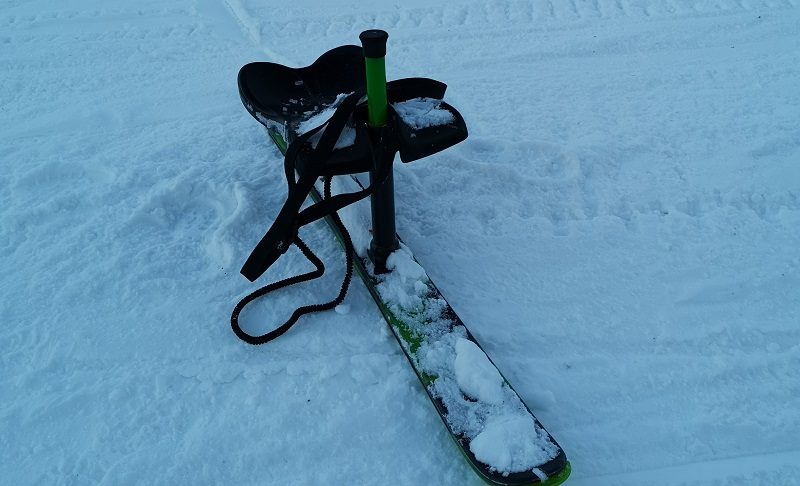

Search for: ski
xmin=267 ymin=127 xmax=570 ymax=486
xmin=233 ymin=30 xmax=570 ymax=485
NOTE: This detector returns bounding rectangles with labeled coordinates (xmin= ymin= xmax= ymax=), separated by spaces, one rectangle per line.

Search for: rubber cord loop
xmin=230 ymin=178 xmax=355 ymax=345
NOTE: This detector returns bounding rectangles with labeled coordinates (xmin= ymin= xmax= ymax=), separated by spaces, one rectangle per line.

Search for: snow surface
xmin=2 ymin=0 xmax=800 ymax=485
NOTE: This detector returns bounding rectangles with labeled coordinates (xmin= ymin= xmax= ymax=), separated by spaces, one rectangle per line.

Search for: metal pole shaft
xmin=368 ymin=151 xmax=398 ymax=274
xmin=360 ymin=30 xmax=398 ymax=273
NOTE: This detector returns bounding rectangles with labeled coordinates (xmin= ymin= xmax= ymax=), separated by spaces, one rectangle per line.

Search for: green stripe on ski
xmin=268 ymin=129 xmax=288 ymax=153
xmin=371 ymin=294 xmax=437 ymax=386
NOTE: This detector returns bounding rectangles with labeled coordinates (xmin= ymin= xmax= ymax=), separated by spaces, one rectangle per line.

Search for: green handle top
xmin=359 ymin=30 xmax=389 ymax=128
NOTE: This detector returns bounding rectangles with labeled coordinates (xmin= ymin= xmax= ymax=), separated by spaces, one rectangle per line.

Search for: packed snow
xmin=378 ymin=244 xmax=432 ymax=310
xmin=2 ymin=0 xmax=799 ymax=485
xmin=372 ymin=244 xmax=560 ymax=474
xmin=470 ymin=415 xmax=554 ymax=478
xmin=393 ymin=97 xmax=456 ymax=129
xmin=454 ymin=338 xmax=505 ymax=405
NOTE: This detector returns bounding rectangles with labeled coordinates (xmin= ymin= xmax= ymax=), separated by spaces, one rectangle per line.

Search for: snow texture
xmin=471 ymin=415 xmax=554 ymax=475
xmin=419 ymin=329 xmax=560 ymax=473
xmin=379 ymin=245 xmax=431 ymax=310
xmin=372 ymin=246 xmax=559 ymax=473
xmin=2 ymin=0 xmax=800 ymax=484
xmin=454 ymin=338 xmax=505 ymax=405
xmin=392 ymin=97 xmax=456 ymax=129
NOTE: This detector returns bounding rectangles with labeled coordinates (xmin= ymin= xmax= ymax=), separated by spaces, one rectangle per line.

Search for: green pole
xmin=359 ymin=30 xmax=389 ymax=128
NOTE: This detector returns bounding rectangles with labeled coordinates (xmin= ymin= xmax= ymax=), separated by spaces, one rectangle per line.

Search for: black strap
xmin=231 ymin=90 xmax=401 ymax=345
xmin=231 ymin=92 xmax=374 ymax=345
xmin=240 ymin=92 xmax=363 ymax=282
xmin=240 ymin=94 xmax=396 ymax=283
xmin=297 ymin=145 xmax=392 ymax=226
xmin=231 ymin=177 xmax=355 ymax=345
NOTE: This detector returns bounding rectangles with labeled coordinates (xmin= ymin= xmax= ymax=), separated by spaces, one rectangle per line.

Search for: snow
xmin=377 ymin=244 xmax=431 ymax=310
xmin=3 ymin=0 xmax=800 ymax=485
xmin=418 ymin=328 xmax=560 ymax=474
xmin=454 ymin=338 xmax=505 ymax=405
xmin=297 ymin=93 xmax=357 ymax=149
xmin=393 ymin=97 xmax=456 ymax=129
xmin=372 ymin=245 xmax=560 ymax=474
xmin=470 ymin=415 xmax=554 ymax=476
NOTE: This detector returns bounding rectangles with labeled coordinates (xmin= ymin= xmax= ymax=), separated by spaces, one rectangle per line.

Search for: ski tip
xmin=480 ymin=460 xmax=571 ymax=486
xmin=541 ymin=461 xmax=571 ymax=486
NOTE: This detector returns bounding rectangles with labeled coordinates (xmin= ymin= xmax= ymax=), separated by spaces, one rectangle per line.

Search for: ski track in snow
xmin=1 ymin=0 xmax=799 ymax=484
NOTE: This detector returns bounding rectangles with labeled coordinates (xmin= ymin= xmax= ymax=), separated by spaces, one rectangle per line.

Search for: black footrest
xmin=391 ymin=99 xmax=468 ymax=163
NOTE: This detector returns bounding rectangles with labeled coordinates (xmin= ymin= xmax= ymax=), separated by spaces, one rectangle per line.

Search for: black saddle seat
xmin=238 ymin=45 xmax=366 ymax=132
xmin=238 ymin=46 xmax=374 ymax=176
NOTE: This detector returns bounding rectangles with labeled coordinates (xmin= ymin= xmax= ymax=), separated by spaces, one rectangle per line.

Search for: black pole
xmin=368 ymin=150 xmax=399 ymax=274
xmin=360 ymin=30 xmax=398 ymax=273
